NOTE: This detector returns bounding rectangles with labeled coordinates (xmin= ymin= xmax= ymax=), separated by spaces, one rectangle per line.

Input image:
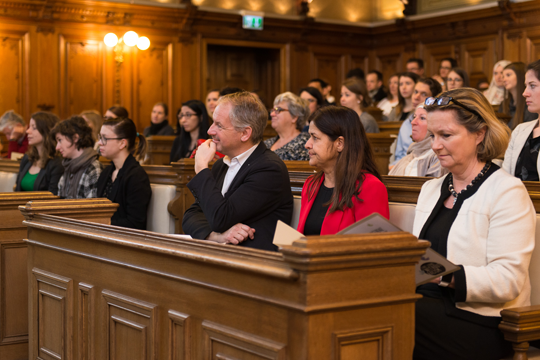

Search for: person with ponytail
xmin=51 ymin=116 xmax=103 ymax=198
xmin=96 ymin=117 xmax=152 ymax=230
xmin=297 ymin=106 xmax=389 ymax=235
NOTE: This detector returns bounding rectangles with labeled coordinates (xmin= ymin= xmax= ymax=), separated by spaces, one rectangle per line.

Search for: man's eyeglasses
xmin=425 ymin=96 xmax=483 ymax=120
xmin=271 ymin=107 xmax=290 ymax=114
xmin=98 ymin=134 xmax=124 ymax=145
xmin=178 ymin=113 xmax=197 ymax=119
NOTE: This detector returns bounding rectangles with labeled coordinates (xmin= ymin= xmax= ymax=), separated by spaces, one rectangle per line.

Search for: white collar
xmin=223 ymin=143 xmax=259 ymax=167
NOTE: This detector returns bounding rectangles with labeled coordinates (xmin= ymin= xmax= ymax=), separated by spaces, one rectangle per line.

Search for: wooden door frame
xmin=200 ymin=38 xmax=289 ymax=101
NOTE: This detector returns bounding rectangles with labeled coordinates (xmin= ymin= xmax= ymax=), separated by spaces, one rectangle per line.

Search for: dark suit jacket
xmin=372 ymin=87 xmax=388 ymax=103
xmin=15 ymin=154 xmax=64 ymax=195
xmin=182 ymin=142 xmax=293 ymax=251
xmin=97 ymin=154 xmax=152 ymax=230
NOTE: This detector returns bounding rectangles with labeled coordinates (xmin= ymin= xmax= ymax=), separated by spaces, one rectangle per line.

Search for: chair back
xmin=146 ymin=183 xmax=176 ymax=234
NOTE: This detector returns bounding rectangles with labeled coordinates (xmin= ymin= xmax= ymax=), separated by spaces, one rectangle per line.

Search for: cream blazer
xmin=413 ymin=169 xmax=536 ymax=317
xmin=503 ymin=119 xmax=540 ymax=176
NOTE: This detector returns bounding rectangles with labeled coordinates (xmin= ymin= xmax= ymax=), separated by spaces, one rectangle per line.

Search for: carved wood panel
xmin=60 ymin=35 xmax=103 ymax=120
xmin=102 ymin=290 xmax=157 ymax=360
xmin=0 ymin=242 xmax=28 ymax=345
xmin=168 ymin=310 xmax=191 ymax=360
xmin=524 ymin=28 xmax=540 ymax=64
xmin=371 ymin=48 xmax=404 ymax=89
xmin=460 ymin=36 xmax=498 ymax=88
xmin=79 ymin=283 xmax=94 ymax=360
xmin=0 ymin=31 xmax=29 ymax=119
xmin=32 ymin=268 xmax=73 ymax=360
xmin=202 ymin=321 xmax=286 ymax=360
xmin=333 ymin=327 xmax=392 ymax=360
xmin=310 ymin=52 xmax=344 ymax=103
xmin=135 ymin=44 xmax=171 ymax=132
xmin=421 ymin=42 xmax=458 ymax=78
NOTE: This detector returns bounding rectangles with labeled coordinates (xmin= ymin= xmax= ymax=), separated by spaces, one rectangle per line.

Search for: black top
xmin=303 ymin=183 xmax=333 ymax=236
xmin=417 ymin=164 xmax=502 ymax=328
xmin=399 ymin=111 xmax=410 ymax=121
xmin=182 ymin=142 xmax=293 ymax=251
xmin=515 ymin=131 xmax=540 ymax=181
xmin=15 ymin=155 xmax=64 ymax=195
xmin=96 ymin=154 xmax=152 ymax=230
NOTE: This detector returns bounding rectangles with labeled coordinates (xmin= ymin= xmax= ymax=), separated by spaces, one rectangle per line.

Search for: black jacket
xmin=97 ymin=154 xmax=152 ymax=230
xmin=182 ymin=142 xmax=293 ymax=251
xmin=372 ymin=87 xmax=388 ymax=103
xmin=16 ymin=155 xmax=64 ymax=195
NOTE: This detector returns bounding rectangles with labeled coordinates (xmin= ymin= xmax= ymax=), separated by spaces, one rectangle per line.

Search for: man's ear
xmin=240 ymin=127 xmax=253 ymax=142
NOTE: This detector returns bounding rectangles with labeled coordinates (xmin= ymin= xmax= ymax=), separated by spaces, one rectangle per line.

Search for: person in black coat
xmin=182 ymin=91 xmax=293 ymax=251
xmin=15 ymin=111 xmax=64 ymax=195
xmin=170 ymin=100 xmax=210 ymax=163
xmin=96 ymin=117 xmax=151 ymax=230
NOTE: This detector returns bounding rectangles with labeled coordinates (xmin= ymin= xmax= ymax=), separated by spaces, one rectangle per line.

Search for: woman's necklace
xmin=448 ymin=162 xmax=491 ymax=206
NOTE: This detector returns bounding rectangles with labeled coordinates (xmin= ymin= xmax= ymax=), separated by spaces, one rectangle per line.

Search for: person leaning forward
xmin=182 ymin=91 xmax=293 ymax=251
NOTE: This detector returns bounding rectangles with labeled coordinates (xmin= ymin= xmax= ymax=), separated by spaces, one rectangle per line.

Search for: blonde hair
xmin=273 ymin=92 xmax=310 ymax=131
xmin=80 ymin=110 xmax=102 ymax=141
xmin=424 ymin=88 xmax=510 ymax=162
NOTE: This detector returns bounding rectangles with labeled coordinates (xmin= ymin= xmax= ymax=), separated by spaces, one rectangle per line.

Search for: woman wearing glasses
xmin=96 ymin=117 xmax=151 ymax=230
xmin=446 ymin=67 xmax=469 ymax=91
xmin=15 ymin=111 xmax=64 ymax=194
xmin=170 ymin=100 xmax=210 ymax=163
xmin=297 ymin=106 xmax=389 ymax=235
xmin=503 ymin=60 xmax=540 ymax=180
xmin=51 ymin=116 xmax=102 ymax=198
xmin=340 ymin=78 xmax=379 ymax=133
xmin=263 ymin=92 xmax=310 ymax=161
xmin=500 ymin=62 xmax=536 ymax=130
xmin=413 ymin=88 xmax=534 ymax=359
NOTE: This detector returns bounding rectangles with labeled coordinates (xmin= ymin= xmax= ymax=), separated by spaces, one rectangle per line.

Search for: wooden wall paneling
xmin=34 ymin=27 xmax=59 ymax=116
xmin=79 ymin=283 xmax=94 ymax=360
xmin=522 ymin=27 xmax=540 ymax=64
xmin=504 ymin=29 xmax=525 ymax=64
xmin=309 ymin=50 xmax=344 ymax=104
xmin=168 ymin=310 xmax=191 ymax=360
xmin=31 ymin=268 xmax=73 ymax=360
xmin=0 ymin=26 xmax=30 ymax=121
xmin=460 ymin=35 xmax=498 ymax=88
xmin=333 ymin=327 xmax=392 ymax=359
xmin=59 ymin=32 xmax=103 ymax=120
xmin=134 ymin=42 xmax=172 ymax=132
xmin=289 ymin=44 xmax=311 ymax=94
xmin=421 ymin=41 xmax=458 ymax=78
xmin=102 ymin=290 xmax=158 ymax=360
xmin=371 ymin=46 xmax=405 ymax=89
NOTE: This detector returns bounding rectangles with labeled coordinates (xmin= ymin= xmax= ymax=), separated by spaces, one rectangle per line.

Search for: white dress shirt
xmin=221 ymin=143 xmax=259 ymax=195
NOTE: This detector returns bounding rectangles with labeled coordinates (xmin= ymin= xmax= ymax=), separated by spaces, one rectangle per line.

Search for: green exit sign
xmin=243 ymin=15 xmax=263 ymax=30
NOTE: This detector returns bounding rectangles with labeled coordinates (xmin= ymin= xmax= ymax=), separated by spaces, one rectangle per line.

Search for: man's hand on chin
xmin=195 ymin=139 xmax=217 ymax=174
xmin=206 ymin=223 xmax=256 ymax=245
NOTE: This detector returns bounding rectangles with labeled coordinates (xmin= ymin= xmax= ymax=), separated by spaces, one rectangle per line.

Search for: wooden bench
xmin=377 ymin=121 xmax=401 ymax=135
xmin=0 ymin=194 xmax=118 ymax=359
xmin=21 ymin=204 xmax=429 ymax=359
xmin=143 ymin=135 xmax=177 ymax=165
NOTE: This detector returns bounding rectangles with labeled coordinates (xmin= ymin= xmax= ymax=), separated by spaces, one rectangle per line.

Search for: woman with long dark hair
xmin=96 ymin=117 xmax=151 ymax=230
xmin=170 ymin=100 xmax=210 ymax=163
xmin=500 ymin=62 xmax=536 ymax=129
xmin=15 ymin=111 xmax=63 ymax=194
xmin=297 ymin=106 xmax=389 ymax=235
xmin=387 ymin=72 xmax=420 ymax=122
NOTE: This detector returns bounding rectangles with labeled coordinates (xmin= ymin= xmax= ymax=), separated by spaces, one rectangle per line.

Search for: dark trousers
xmin=414 ymin=293 xmax=513 ymax=360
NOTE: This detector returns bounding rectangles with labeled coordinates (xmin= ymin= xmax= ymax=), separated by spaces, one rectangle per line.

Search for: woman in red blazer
xmin=297 ymin=106 xmax=389 ymax=235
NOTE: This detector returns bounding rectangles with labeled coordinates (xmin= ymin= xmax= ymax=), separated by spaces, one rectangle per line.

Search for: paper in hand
xmin=272 ymin=220 xmax=305 ymax=246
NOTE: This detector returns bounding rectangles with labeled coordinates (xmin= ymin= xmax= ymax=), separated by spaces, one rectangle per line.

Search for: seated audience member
xmin=96 ymin=117 xmax=151 ymax=230
xmin=297 ymin=106 xmax=389 ymax=235
xmin=143 ymin=102 xmax=174 ymax=137
xmin=377 ymin=74 xmax=399 ymax=119
xmin=484 ymin=60 xmax=511 ymax=105
xmin=345 ymin=68 xmax=365 ymax=81
xmin=80 ymin=110 xmax=102 ymax=149
xmin=446 ymin=67 xmax=469 ymax=90
xmin=308 ymin=78 xmax=335 ymax=105
xmin=392 ymin=78 xmax=442 ymax=165
xmin=431 ymin=57 xmax=458 ymax=91
xmin=503 ymin=59 xmax=540 ymax=180
xmin=182 ymin=91 xmax=293 ymax=251
xmin=0 ymin=110 xmax=28 ymax=158
xmin=476 ymin=77 xmax=489 ymax=92
xmin=341 ymin=78 xmax=380 ymax=133
xmin=206 ymin=89 xmax=220 ymax=118
xmin=219 ymin=87 xmax=244 ymax=97
xmin=366 ymin=70 xmax=387 ymax=103
xmin=406 ymin=58 xmax=425 ymax=77
xmin=104 ymin=105 xmax=129 ymax=120
xmin=414 ymin=88 xmax=534 ymax=360
xmin=51 ymin=116 xmax=102 ymax=198
xmin=264 ymin=92 xmax=310 ymax=161
xmin=299 ymin=87 xmax=325 ymax=132
xmin=387 ymin=72 xmax=420 ymax=122
xmin=170 ymin=100 xmax=210 ymax=162
xmin=500 ymin=62 xmax=536 ymax=129
xmin=15 ymin=112 xmax=63 ymax=194
xmin=389 ymin=105 xmax=447 ymax=177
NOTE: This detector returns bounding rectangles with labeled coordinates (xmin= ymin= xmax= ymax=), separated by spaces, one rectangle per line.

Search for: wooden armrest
xmin=499 ymin=306 xmax=540 ymax=360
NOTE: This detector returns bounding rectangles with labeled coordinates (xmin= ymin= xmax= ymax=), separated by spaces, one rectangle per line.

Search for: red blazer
xmin=297 ymin=173 xmax=389 ymax=235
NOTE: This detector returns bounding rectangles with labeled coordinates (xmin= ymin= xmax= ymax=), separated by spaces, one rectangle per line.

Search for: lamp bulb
xmin=137 ymin=36 xmax=150 ymax=51
xmin=123 ymin=31 xmax=139 ymax=47
xmin=104 ymin=33 xmax=118 ymax=47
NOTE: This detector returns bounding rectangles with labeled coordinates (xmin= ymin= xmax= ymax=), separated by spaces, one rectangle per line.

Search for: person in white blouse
xmin=413 ymin=87 xmax=535 ymax=359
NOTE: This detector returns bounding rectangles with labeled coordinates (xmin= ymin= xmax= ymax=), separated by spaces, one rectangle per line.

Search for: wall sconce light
xmin=104 ymin=31 xmax=151 ymax=63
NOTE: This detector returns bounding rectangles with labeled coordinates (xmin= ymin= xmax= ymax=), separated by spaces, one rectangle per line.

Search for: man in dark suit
xmin=182 ymin=91 xmax=293 ymax=251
